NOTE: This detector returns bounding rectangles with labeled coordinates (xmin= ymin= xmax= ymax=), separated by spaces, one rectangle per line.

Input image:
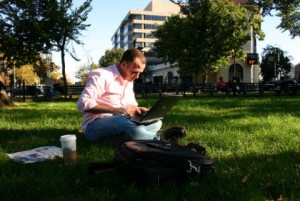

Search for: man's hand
xmin=110 ymin=105 xmax=149 ymax=117
xmin=111 ymin=107 xmax=129 ymax=116
xmin=124 ymin=105 xmax=149 ymax=117
xmin=137 ymin=107 xmax=148 ymax=115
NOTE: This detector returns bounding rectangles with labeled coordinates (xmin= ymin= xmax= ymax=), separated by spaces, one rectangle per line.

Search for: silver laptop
xmin=130 ymin=94 xmax=182 ymax=125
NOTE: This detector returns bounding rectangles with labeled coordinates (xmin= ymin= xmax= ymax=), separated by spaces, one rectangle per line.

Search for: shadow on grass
xmin=0 ymin=95 xmax=299 ymax=200
xmin=1 ymin=143 xmax=298 ymax=200
xmin=0 ymin=127 xmax=299 ymax=201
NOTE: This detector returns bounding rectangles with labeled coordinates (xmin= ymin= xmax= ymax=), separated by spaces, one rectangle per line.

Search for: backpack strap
xmin=87 ymin=161 xmax=125 ymax=175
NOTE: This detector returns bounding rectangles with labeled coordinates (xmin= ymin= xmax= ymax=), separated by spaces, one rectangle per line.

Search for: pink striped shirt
xmin=77 ymin=64 xmax=138 ymax=131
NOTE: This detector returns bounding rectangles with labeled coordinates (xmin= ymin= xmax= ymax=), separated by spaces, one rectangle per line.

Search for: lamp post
xmin=231 ymin=49 xmax=236 ymax=77
xmin=13 ymin=62 xmax=16 ymax=88
xmin=45 ymin=53 xmax=52 ymax=78
xmin=268 ymin=48 xmax=280 ymax=81
xmin=278 ymin=67 xmax=282 ymax=79
xmin=268 ymin=55 xmax=276 ymax=81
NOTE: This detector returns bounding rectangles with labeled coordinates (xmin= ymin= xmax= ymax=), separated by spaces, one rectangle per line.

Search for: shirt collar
xmin=112 ymin=64 xmax=127 ymax=84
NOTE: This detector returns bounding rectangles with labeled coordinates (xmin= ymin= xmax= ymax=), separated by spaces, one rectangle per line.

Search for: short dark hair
xmin=120 ymin=48 xmax=146 ymax=64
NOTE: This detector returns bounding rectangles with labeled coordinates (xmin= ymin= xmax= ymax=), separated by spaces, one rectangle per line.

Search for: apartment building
xmin=111 ymin=0 xmax=260 ymax=84
xmin=111 ymin=0 xmax=180 ymax=65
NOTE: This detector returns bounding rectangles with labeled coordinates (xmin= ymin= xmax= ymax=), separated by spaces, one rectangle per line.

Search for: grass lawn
xmin=0 ymin=94 xmax=299 ymax=201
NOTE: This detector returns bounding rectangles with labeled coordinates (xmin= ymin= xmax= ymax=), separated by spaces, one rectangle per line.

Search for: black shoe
xmin=158 ymin=126 xmax=187 ymax=143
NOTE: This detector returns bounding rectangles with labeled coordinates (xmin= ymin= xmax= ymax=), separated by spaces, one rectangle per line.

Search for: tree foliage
xmin=0 ymin=0 xmax=50 ymax=66
xmin=75 ymin=62 xmax=99 ymax=85
xmin=247 ymin=0 xmax=300 ymax=39
xmin=171 ymin=0 xmax=300 ymax=46
xmin=31 ymin=58 xmax=60 ymax=83
xmin=247 ymin=0 xmax=300 ymax=17
xmin=278 ymin=7 xmax=300 ymax=39
xmin=99 ymin=48 xmax=125 ymax=67
xmin=260 ymin=45 xmax=292 ymax=82
xmin=0 ymin=0 xmax=93 ymax=94
xmin=15 ymin=64 xmax=40 ymax=85
xmin=45 ymin=0 xmax=92 ymax=91
xmin=154 ymin=0 xmax=263 ymax=80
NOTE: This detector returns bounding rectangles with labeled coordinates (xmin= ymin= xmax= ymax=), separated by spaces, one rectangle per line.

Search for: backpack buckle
xmin=186 ymin=160 xmax=201 ymax=173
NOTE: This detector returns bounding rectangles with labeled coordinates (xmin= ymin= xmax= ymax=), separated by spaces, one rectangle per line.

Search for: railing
xmin=7 ymin=82 xmax=300 ymax=102
xmin=133 ymin=82 xmax=300 ymax=97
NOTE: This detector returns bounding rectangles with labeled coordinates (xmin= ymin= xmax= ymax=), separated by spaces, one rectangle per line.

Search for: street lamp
xmin=268 ymin=48 xmax=280 ymax=81
xmin=268 ymin=52 xmax=276 ymax=81
xmin=45 ymin=53 xmax=52 ymax=77
xmin=231 ymin=49 xmax=236 ymax=76
xmin=278 ymin=67 xmax=282 ymax=79
xmin=13 ymin=62 xmax=16 ymax=88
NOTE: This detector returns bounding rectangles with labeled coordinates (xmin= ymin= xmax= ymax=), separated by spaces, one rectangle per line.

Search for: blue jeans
xmin=84 ymin=116 xmax=162 ymax=142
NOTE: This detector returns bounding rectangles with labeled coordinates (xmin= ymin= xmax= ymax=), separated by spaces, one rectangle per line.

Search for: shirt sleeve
xmin=77 ymin=71 xmax=105 ymax=112
xmin=122 ymin=81 xmax=138 ymax=106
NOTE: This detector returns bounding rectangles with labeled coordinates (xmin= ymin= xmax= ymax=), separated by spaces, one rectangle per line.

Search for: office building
xmin=112 ymin=0 xmax=260 ymax=84
xmin=111 ymin=0 xmax=180 ymax=66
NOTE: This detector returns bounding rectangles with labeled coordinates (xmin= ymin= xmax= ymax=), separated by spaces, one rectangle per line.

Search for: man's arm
xmin=85 ymin=104 xmax=129 ymax=116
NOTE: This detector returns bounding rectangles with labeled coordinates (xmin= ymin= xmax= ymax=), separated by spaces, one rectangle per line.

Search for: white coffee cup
xmin=60 ymin=134 xmax=77 ymax=163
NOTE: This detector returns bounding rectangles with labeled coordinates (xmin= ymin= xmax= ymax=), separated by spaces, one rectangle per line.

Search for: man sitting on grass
xmin=77 ymin=48 xmax=185 ymax=143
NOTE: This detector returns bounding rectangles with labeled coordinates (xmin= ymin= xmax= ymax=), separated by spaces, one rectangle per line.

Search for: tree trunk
xmin=0 ymin=89 xmax=16 ymax=108
xmin=60 ymin=42 xmax=68 ymax=101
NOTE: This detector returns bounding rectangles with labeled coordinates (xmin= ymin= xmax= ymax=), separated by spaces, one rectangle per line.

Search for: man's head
xmin=118 ymin=48 xmax=146 ymax=82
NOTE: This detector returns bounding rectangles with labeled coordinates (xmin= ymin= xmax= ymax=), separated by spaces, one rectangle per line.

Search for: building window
xmin=134 ymin=14 xmax=142 ymax=20
xmin=145 ymin=33 xmax=155 ymax=38
xmin=126 ymin=17 xmax=133 ymax=23
xmin=128 ymin=44 xmax=133 ymax=49
xmin=145 ymin=42 xmax=152 ymax=48
xmin=134 ymin=24 xmax=142 ymax=29
xmin=134 ymin=42 xmax=143 ymax=48
xmin=229 ymin=64 xmax=243 ymax=81
xmin=124 ymin=25 xmax=132 ymax=35
xmin=133 ymin=33 xmax=143 ymax=39
xmin=123 ymin=35 xmax=128 ymax=43
xmin=144 ymin=24 xmax=156 ymax=30
xmin=144 ymin=15 xmax=166 ymax=21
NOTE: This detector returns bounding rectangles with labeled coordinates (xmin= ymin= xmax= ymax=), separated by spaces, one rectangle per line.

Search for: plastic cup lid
xmin=60 ymin=134 xmax=76 ymax=142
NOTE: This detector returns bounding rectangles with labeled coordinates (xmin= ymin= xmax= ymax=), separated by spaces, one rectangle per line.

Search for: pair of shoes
xmin=158 ymin=126 xmax=187 ymax=144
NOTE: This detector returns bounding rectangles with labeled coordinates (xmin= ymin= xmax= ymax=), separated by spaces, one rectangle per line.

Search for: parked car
xmin=274 ymin=78 xmax=299 ymax=95
xmin=41 ymin=86 xmax=60 ymax=96
xmin=275 ymin=78 xmax=298 ymax=87
xmin=13 ymin=86 xmax=42 ymax=96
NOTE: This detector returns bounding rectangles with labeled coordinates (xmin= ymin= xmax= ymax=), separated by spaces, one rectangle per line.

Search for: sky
xmin=52 ymin=0 xmax=300 ymax=82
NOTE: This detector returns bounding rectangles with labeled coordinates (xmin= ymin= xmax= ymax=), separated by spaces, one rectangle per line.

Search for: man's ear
xmin=120 ymin=61 xmax=127 ymax=69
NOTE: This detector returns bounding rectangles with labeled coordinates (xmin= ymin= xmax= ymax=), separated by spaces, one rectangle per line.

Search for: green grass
xmin=0 ymin=94 xmax=299 ymax=201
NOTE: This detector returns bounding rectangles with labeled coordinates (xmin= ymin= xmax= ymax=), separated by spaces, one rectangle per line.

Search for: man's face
xmin=121 ymin=58 xmax=145 ymax=81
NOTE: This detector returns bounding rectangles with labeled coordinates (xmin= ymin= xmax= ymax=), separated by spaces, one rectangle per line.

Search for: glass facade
xmin=112 ymin=4 xmax=179 ymax=53
xmin=144 ymin=15 xmax=166 ymax=21
xmin=145 ymin=42 xmax=152 ymax=48
xmin=134 ymin=14 xmax=142 ymax=20
xmin=145 ymin=33 xmax=155 ymax=38
xmin=133 ymin=33 xmax=143 ymax=39
xmin=144 ymin=24 xmax=156 ymax=30
xmin=133 ymin=24 xmax=142 ymax=29
xmin=135 ymin=42 xmax=143 ymax=47
xmin=124 ymin=26 xmax=132 ymax=35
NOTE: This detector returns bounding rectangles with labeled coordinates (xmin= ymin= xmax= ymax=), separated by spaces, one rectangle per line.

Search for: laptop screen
xmin=138 ymin=94 xmax=182 ymax=123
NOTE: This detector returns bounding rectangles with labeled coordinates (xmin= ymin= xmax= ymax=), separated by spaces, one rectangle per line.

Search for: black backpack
xmin=88 ymin=140 xmax=215 ymax=185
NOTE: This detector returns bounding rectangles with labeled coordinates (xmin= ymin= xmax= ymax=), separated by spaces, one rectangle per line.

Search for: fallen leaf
xmin=242 ymin=174 xmax=250 ymax=183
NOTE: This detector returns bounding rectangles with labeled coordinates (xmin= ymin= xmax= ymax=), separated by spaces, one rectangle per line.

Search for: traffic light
xmin=246 ymin=53 xmax=259 ymax=65
xmin=248 ymin=59 xmax=256 ymax=65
